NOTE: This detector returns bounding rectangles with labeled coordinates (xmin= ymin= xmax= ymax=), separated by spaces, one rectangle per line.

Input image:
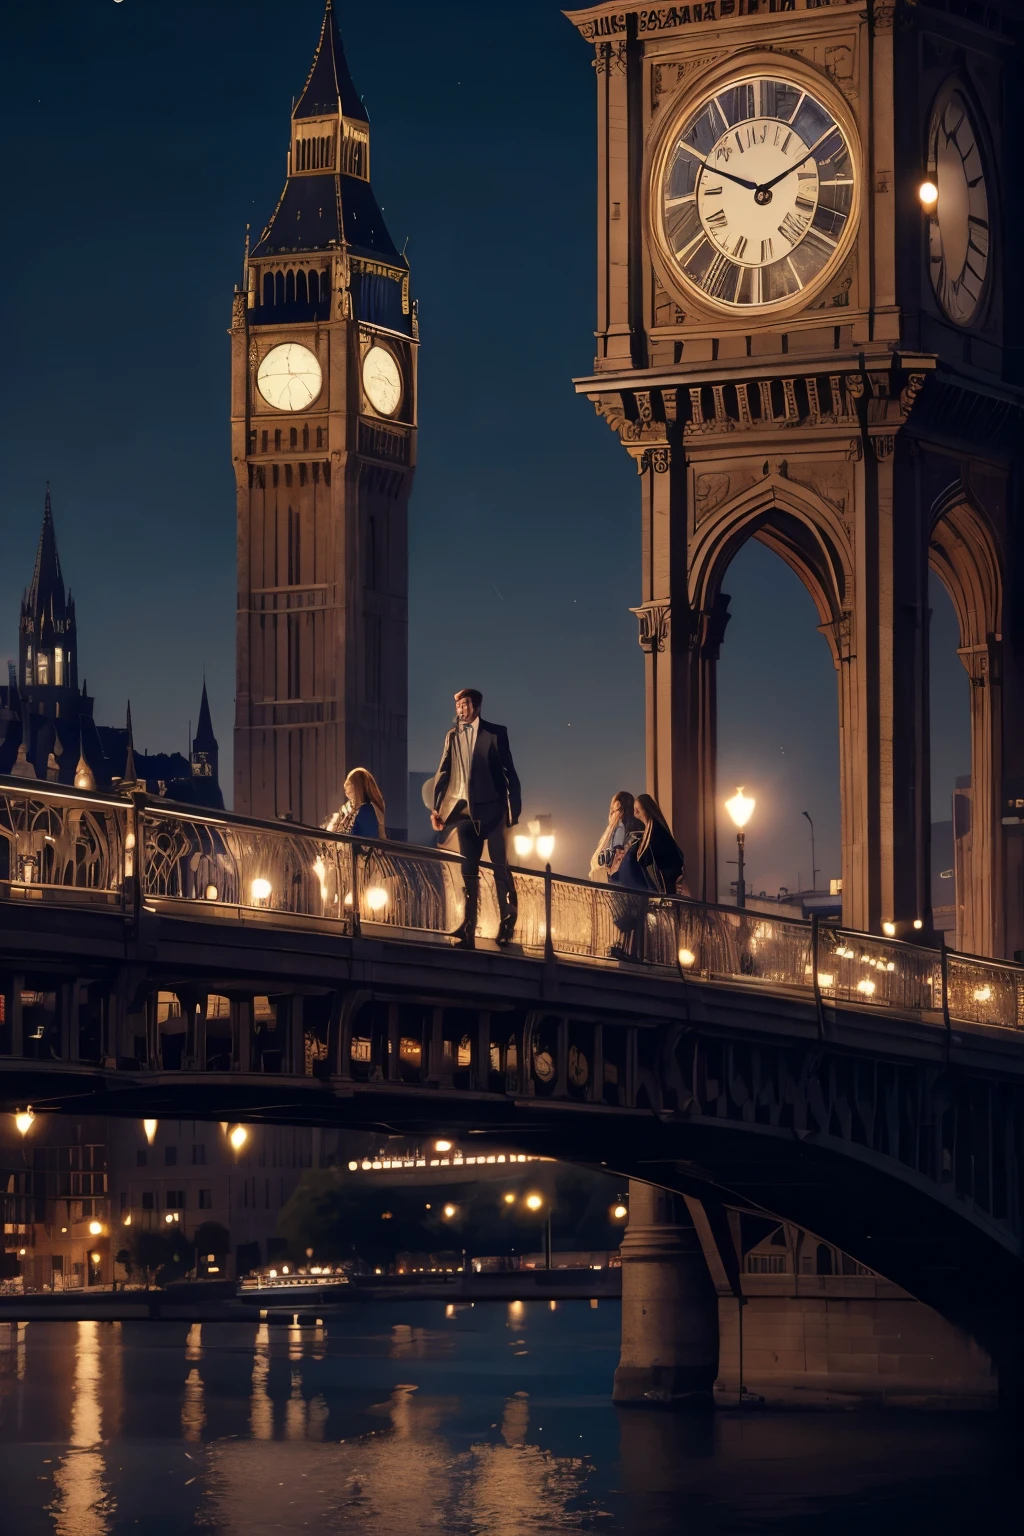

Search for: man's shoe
xmin=496 ymin=918 xmax=517 ymax=945
xmin=450 ymin=926 xmax=476 ymax=950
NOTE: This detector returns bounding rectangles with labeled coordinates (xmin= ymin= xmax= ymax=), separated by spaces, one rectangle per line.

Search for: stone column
xmin=613 ymin=1181 xmax=719 ymax=1407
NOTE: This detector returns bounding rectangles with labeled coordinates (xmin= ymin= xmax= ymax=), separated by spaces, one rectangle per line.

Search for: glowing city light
xmin=229 ymin=1124 xmax=249 ymax=1152
xmin=525 ymin=1193 xmax=543 ymax=1211
xmin=973 ymin=985 xmax=993 ymax=1003
xmin=435 ymin=1139 xmax=452 ymax=1153
xmin=913 ymin=919 xmax=924 ymax=930
xmin=513 ymin=834 xmax=534 ymax=858
xmin=365 ymin=885 xmax=388 ymax=912
xmin=856 ymin=978 xmax=877 ymax=996
xmin=251 ymin=877 xmax=272 ymax=904
xmin=123 ymin=1213 xmax=132 ymax=1226
xmin=503 ymin=1192 xmax=516 ymax=1204
xmin=882 ymin=921 xmax=896 ymax=937
xmin=443 ymin=1204 xmax=457 ymax=1219
xmin=14 ymin=1108 xmax=35 ymax=1137
xmin=678 ymin=947 xmax=696 ymax=967
xmin=143 ymin=1119 xmax=158 ymax=1144
xmin=918 ymin=180 xmax=938 ymax=207
xmin=725 ymin=787 xmax=755 ymax=829
xmin=88 ymin=1220 xmax=103 ymax=1237
xmin=817 ymin=973 xmax=835 ymax=989
xmin=90 ymin=1252 xmax=101 ymax=1264
xmin=612 ymin=1204 xmax=628 ymax=1220
xmin=204 ymin=883 xmax=218 ymax=901
xmin=536 ymin=834 xmax=555 ymax=862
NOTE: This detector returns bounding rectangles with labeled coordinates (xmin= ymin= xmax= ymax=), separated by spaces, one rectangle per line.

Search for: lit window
xmin=24 ymin=646 xmax=32 ymax=686
xmin=36 ymin=654 xmax=49 ymax=686
xmin=54 ymin=648 xmax=63 ymax=686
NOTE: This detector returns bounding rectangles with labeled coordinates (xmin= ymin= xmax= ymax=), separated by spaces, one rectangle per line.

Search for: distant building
xmin=0 ymin=489 xmax=222 ymax=807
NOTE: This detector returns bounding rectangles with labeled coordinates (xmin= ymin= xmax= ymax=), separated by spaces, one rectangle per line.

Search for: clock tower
xmin=232 ymin=0 xmax=416 ymax=833
xmin=569 ymin=0 xmax=1024 ymax=957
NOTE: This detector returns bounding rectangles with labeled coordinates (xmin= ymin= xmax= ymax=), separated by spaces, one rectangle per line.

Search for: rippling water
xmin=0 ymin=1302 xmax=1019 ymax=1534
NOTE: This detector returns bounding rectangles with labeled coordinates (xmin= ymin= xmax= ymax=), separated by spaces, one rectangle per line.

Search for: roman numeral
xmin=760 ymin=239 xmax=774 ymax=263
xmin=795 ymin=194 xmax=815 ymax=211
xmin=702 ymin=185 xmax=724 ymax=197
xmin=732 ymin=236 xmax=748 ymax=259
xmin=700 ymin=252 xmax=737 ymax=299
xmin=778 ymin=211 xmax=808 ymax=245
xmin=705 ymin=208 xmax=728 ymax=228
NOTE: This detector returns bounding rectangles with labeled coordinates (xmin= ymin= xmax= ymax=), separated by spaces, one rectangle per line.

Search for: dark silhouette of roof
xmin=251 ymin=170 xmax=399 ymax=261
xmin=294 ymin=0 xmax=368 ymax=124
xmin=25 ymin=487 xmax=72 ymax=630
xmin=194 ymin=679 xmax=218 ymax=753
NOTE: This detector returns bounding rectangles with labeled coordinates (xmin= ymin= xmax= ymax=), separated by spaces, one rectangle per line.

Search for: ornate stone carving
xmin=694 ymin=471 xmax=731 ymax=523
xmin=651 ymin=54 xmax=720 ymax=110
xmin=899 ymin=372 xmax=927 ymax=416
xmin=631 ymin=601 xmax=671 ymax=654
xmin=871 ymin=433 xmax=896 ymax=461
xmin=872 ymin=2 xmax=897 ymax=33
xmin=594 ymin=40 xmax=627 ymax=75
xmin=638 ymin=445 xmax=670 ymax=475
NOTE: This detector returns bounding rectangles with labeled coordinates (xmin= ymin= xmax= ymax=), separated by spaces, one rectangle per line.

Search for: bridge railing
xmin=1 ymin=777 xmax=1024 ymax=1034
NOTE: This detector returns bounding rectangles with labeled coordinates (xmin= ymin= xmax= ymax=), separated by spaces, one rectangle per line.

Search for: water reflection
xmin=50 ymin=1321 xmax=111 ymax=1536
xmin=0 ymin=1307 xmax=1017 ymax=1534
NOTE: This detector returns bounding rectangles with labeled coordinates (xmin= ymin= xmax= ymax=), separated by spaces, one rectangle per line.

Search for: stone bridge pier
xmin=612 ymin=1181 xmax=719 ymax=1407
xmin=614 ymin=1181 xmax=999 ymax=1411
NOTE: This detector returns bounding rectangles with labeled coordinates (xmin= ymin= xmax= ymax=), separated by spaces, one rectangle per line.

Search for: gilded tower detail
xmin=232 ymin=0 xmax=416 ymax=832
xmin=569 ymin=0 xmax=1023 ymax=958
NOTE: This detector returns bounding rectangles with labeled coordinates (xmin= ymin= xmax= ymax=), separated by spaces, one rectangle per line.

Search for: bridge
xmin=1 ymin=777 xmax=1022 ymax=1389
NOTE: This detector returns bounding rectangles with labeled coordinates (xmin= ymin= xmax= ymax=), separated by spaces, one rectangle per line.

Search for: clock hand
xmin=677 ymin=141 xmax=758 ymax=193
xmin=756 ymin=129 xmax=836 ymax=193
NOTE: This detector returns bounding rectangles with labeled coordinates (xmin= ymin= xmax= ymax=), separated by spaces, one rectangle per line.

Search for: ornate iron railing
xmin=1 ymin=776 xmax=1023 ymax=1034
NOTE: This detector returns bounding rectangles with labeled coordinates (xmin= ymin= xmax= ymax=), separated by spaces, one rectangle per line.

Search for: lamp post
xmin=525 ymin=1192 xmax=551 ymax=1270
xmin=725 ymin=788 xmax=755 ymax=909
xmin=802 ymin=810 xmax=818 ymax=892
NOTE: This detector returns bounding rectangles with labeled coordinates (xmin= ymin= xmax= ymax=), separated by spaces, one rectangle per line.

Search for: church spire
xmin=294 ymin=1 xmax=367 ymax=123
xmin=25 ymin=485 xmax=68 ymax=628
xmin=191 ymin=678 xmax=220 ymax=791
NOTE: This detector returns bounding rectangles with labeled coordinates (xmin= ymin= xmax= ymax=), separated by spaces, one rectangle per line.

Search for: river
xmin=0 ymin=1301 xmax=1019 ymax=1533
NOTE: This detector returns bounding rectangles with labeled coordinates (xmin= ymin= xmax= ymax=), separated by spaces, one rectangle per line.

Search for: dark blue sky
xmin=0 ymin=0 xmax=969 ymax=890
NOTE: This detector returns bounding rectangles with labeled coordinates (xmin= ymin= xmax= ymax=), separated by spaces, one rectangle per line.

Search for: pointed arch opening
xmin=928 ymin=493 xmax=1003 ymax=956
xmin=682 ymin=476 xmax=853 ymax=910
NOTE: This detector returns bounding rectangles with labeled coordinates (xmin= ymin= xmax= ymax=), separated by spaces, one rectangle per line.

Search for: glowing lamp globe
xmin=725 ymin=788 xmax=755 ymax=829
xmin=14 ymin=1108 xmax=35 ymax=1137
xmin=229 ymin=1124 xmax=248 ymax=1152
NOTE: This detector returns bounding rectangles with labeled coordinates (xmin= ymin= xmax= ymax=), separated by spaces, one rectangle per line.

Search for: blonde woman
xmin=322 ymin=767 xmax=386 ymax=839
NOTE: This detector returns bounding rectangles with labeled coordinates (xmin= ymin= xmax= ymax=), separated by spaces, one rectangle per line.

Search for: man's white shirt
xmin=448 ymin=717 xmax=479 ymax=805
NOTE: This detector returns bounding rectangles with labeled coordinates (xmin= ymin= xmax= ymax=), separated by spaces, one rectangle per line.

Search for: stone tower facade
xmin=568 ymin=0 xmax=1023 ymax=957
xmin=232 ymin=0 xmax=416 ymax=834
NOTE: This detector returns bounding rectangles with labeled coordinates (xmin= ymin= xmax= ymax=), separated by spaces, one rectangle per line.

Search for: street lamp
xmin=228 ymin=1124 xmax=248 ymax=1152
xmin=513 ymin=816 xmax=555 ymax=865
xmin=918 ymin=180 xmax=938 ymax=208
xmin=801 ymin=810 xmax=818 ymax=892
xmin=524 ymin=1193 xmax=551 ymax=1270
xmin=725 ymin=788 xmax=755 ymax=908
xmin=143 ymin=1119 xmax=158 ymax=1145
xmin=14 ymin=1108 xmax=35 ymax=1137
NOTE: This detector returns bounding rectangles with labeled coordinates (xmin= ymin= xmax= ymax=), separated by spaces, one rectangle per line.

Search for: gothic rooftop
xmin=294 ymin=0 xmax=368 ymax=124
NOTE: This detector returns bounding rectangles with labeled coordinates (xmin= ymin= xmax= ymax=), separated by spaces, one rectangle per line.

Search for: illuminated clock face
xmin=928 ymin=91 xmax=989 ymax=325
xmin=656 ymin=75 xmax=858 ymax=311
xmin=257 ymin=343 xmax=322 ymax=411
xmin=362 ymin=345 xmax=402 ymax=416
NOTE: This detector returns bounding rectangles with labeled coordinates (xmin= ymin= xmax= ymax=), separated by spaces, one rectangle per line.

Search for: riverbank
xmin=0 ymin=1266 xmax=621 ymax=1320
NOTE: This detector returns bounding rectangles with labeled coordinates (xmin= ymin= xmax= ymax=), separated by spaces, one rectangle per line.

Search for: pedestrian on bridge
xmin=322 ymin=768 xmax=386 ymax=840
xmin=430 ymin=688 xmax=521 ymax=949
xmin=589 ymin=791 xmax=642 ymax=883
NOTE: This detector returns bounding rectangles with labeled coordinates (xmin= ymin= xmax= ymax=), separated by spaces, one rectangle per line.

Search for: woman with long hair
xmin=588 ymin=790 xmax=642 ymax=883
xmin=322 ymin=767 xmax=386 ymax=839
xmin=609 ymin=793 xmax=685 ymax=961
xmin=633 ymin=793 xmax=685 ymax=895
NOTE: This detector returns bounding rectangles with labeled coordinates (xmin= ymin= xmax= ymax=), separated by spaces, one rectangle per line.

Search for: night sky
xmin=0 ymin=0 xmax=970 ymax=893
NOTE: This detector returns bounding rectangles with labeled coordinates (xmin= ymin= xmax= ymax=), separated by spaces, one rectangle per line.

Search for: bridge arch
xmin=928 ymin=487 xmax=1004 ymax=956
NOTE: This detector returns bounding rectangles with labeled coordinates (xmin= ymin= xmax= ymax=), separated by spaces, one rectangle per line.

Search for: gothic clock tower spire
xmin=232 ymin=0 xmax=416 ymax=833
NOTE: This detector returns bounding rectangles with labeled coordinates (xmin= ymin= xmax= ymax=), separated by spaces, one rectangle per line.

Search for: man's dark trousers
xmin=452 ymin=799 xmax=517 ymax=941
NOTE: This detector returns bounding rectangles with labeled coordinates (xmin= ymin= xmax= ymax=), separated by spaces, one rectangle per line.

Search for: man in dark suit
xmin=431 ymin=688 xmax=521 ymax=948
